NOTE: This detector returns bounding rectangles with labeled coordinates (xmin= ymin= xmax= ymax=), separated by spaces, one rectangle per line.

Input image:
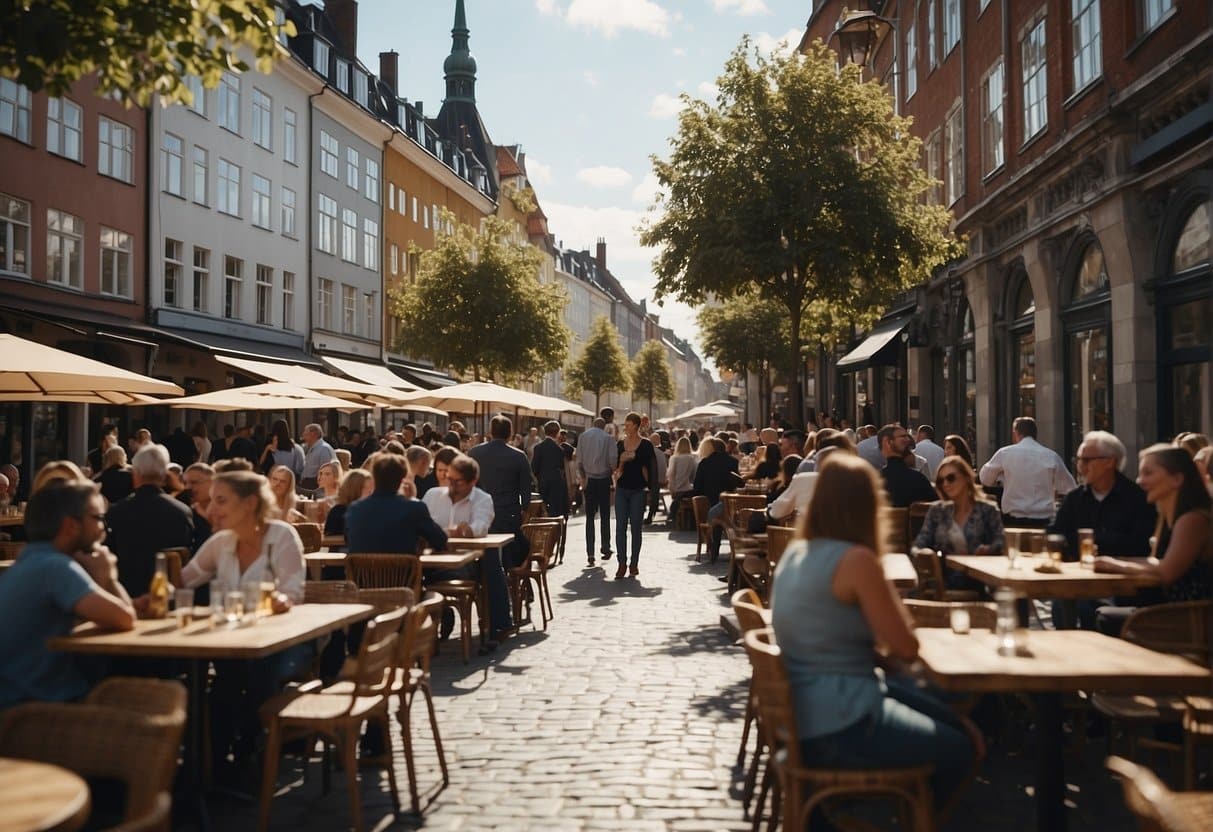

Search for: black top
xmin=531 ymin=437 xmax=567 ymax=490
xmin=345 ymin=491 xmax=447 ymax=554
xmin=415 ymin=472 xmax=438 ymax=499
xmin=616 ymin=438 xmax=656 ymax=491
xmin=1048 ymin=472 xmax=1155 ymax=559
xmin=324 ymin=503 xmax=348 ymax=537
xmin=106 ymin=484 xmax=195 ymax=596
xmin=96 ymin=467 xmax=134 ymax=506
xmin=747 ymin=459 xmax=780 ymax=481
xmin=880 ymin=457 xmax=938 ymax=508
xmin=467 ymin=439 xmax=534 ymax=534
xmin=693 ymin=451 xmax=742 ymax=505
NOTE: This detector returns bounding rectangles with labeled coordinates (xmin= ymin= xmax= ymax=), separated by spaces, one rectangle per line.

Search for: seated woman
xmin=176 ymin=470 xmax=307 ymax=779
xmin=432 ymin=446 xmax=459 ymax=489
xmin=324 ymin=468 xmax=373 ymax=539
xmin=1094 ymin=443 xmax=1212 ymax=635
xmin=745 ymin=443 xmax=781 ymax=482
xmin=95 ymin=446 xmax=133 ymax=505
xmin=913 ymin=455 xmax=1003 ymax=556
xmin=747 ymin=454 xmax=802 ymax=534
xmin=771 ymin=454 xmax=981 ymax=822
xmin=314 ymin=461 xmax=341 ymax=504
xmin=943 ymin=435 xmax=974 ymax=471
xmin=267 ymin=465 xmax=307 ymax=523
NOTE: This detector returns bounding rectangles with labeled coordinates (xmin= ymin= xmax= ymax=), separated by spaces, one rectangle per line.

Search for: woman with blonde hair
xmin=267 ymin=465 xmax=306 ymax=523
xmin=31 ymin=460 xmax=86 ymax=495
xmin=323 ymin=468 xmax=373 ymax=538
xmin=771 ymin=454 xmax=980 ymax=821
xmin=314 ymin=460 xmax=341 ymax=503
xmin=95 ymin=445 xmax=133 ymax=505
xmin=667 ymin=436 xmax=697 ymax=507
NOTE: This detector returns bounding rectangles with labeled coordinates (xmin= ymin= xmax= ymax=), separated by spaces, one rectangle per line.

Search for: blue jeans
xmin=584 ymin=476 xmax=612 ymax=556
xmin=799 ymin=678 xmax=975 ymax=811
xmin=707 ymin=501 xmax=727 ymax=558
xmin=614 ymin=486 xmax=647 ymax=566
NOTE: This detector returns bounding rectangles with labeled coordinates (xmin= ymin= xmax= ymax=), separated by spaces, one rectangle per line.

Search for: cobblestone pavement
xmin=208 ymin=514 xmax=1151 ymax=831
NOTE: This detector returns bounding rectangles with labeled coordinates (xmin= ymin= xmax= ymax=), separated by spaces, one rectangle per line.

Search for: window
xmin=283 ymin=108 xmax=297 ymax=164
xmin=99 ymin=227 xmax=132 ymax=297
xmin=390 ymin=243 xmax=398 ymax=275
xmin=927 ymin=0 xmax=938 ymax=69
xmin=314 ymin=40 xmax=330 ymax=75
xmin=161 ymin=133 xmax=184 ymax=196
xmin=364 ymin=293 xmax=375 ymax=338
xmin=363 ymin=218 xmax=378 ymax=269
xmin=192 ymin=146 xmax=208 ymax=206
xmin=282 ymin=271 xmax=295 ymax=330
xmin=281 ymin=186 xmax=296 ymax=237
xmin=224 ymin=255 xmax=242 ymax=319
xmin=185 ymin=76 xmax=206 ymax=116
xmin=336 ymin=60 xmax=350 ymax=93
xmin=98 ymin=117 xmax=133 ymax=182
xmin=0 ymin=193 xmax=30 ymax=274
xmin=218 ymin=72 xmax=240 ymax=133
xmin=217 ymin=159 xmax=241 ymax=216
xmin=353 ymin=72 xmax=368 ymax=107
xmin=320 ymin=131 xmax=338 ymax=178
xmin=905 ymin=21 xmax=917 ymax=100
xmin=252 ymin=89 xmax=272 ymax=150
xmin=251 ymin=174 xmax=272 ymax=229
xmin=317 ymin=194 xmax=337 ymax=254
xmin=982 ymin=60 xmax=1005 ymax=174
xmin=388 ymin=182 xmax=395 ymax=211
xmin=1022 ymin=19 xmax=1048 ymax=142
xmin=365 ymin=158 xmax=379 ymax=203
xmin=1071 ymin=0 xmax=1102 ymax=92
xmin=164 ymin=238 xmax=183 ymax=307
xmin=0 ymin=78 xmax=31 ymax=142
xmin=1063 ymin=242 xmax=1112 ymax=457
xmin=318 ymin=277 xmax=334 ymax=330
xmin=342 ymin=284 xmax=356 ymax=334
xmin=46 ymin=97 xmax=82 ymax=161
xmin=1142 ymin=0 xmax=1173 ymax=32
xmin=924 ymin=130 xmax=942 ymax=204
xmin=1007 ymin=273 xmax=1037 ymax=426
xmin=944 ymin=105 xmax=963 ymax=205
xmin=46 ymin=209 xmax=83 ymax=288
xmin=411 ymin=196 xmax=418 ymax=222
xmin=422 ymin=204 xmax=429 ymax=229
xmin=1158 ymin=203 xmax=1211 ymax=437
xmin=398 ymin=188 xmax=407 ymax=215
xmin=341 ymin=208 xmax=358 ymax=262
xmin=346 ymin=147 xmax=359 ymax=189
xmin=192 ymin=247 xmax=209 ymax=311
xmin=256 ymin=264 xmax=273 ymax=324
xmin=943 ymin=0 xmax=960 ymax=55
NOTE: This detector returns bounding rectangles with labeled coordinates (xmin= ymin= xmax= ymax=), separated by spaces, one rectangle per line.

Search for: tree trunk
xmin=648 ymin=393 xmax=654 ymax=421
xmin=594 ymin=389 xmax=601 ymax=414
xmin=787 ymin=304 xmax=804 ymax=429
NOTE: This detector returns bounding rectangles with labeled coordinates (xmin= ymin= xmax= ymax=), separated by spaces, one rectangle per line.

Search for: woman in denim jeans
xmin=770 ymin=454 xmax=983 ymax=826
xmin=613 ymin=412 xmax=655 ymax=579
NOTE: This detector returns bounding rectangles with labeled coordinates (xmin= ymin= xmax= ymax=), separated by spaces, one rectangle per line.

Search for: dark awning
xmin=154 ymin=327 xmax=322 ymax=366
xmin=836 ymin=318 xmax=912 ymax=371
xmin=386 ymin=359 xmax=457 ymax=388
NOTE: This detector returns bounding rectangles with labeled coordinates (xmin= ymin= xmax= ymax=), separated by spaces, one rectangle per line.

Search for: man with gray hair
xmin=0 ymin=463 xmax=19 ymax=502
xmin=299 ymin=423 xmax=335 ymax=491
xmin=105 ymin=444 xmax=195 ymax=596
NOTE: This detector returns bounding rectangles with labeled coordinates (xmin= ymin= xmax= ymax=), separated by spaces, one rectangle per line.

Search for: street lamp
xmin=830 ymin=6 xmax=899 ymax=111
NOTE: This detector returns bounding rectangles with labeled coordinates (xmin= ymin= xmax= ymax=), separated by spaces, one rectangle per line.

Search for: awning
xmin=320 ymin=355 xmax=418 ymax=391
xmin=387 ymin=359 xmax=458 ymax=388
xmin=835 ymin=318 xmax=912 ymax=370
xmin=214 ymin=356 xmax=420 ymax=407
xmin=157 ymin=382 xmax=370 ymax=412
xmin=155 ymin=326 xmax=321 ymax=366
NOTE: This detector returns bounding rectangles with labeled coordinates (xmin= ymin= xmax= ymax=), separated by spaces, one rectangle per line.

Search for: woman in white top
xmin=179 ymin=470 xmax=309 ymax=776
xmin=191 ymin=421 xmax=212 ymax=465
xmin=267 ymin=465 xmax=307 ymax=523
xmin=667 ymin=436 xmax=697 ymax=502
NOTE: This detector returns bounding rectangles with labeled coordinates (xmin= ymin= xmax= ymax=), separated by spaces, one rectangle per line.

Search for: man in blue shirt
xmin=345 ymin=453 xmax=448 ymax=555
xmin=576 ymin=411 xmax=619 ymax=566
xmin=0 ymin=480 xmax=135 ymax=708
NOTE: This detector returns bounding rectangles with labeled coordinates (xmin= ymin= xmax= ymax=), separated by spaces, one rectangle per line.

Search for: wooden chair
xmin=885 ymin=507 xmax=910 ymax=554
xmin=0 ymin=678 xmax=186 ymax=827
xmin=676 ymin=494 xmax=695 ymax=531
xmin=510 ymin=520 xmax=560 ymax=629
xmin=0 ymin=540 xmax=23 ymax=559
xmin=304 ymin=580 xmax=360 ymax=604
xmin=346 ymin=553 xmax=422 ymax=598
xmin=523 ymin=498 xmax=546 ymax=523
xmin=258 ymin=605 xmax=408 ymax=832
xmin=108 ymin=792 xmax=171 ymax=832
xmin=909 ymin=550 xmax=981 ymax=602
xmin=904 ymin=599 xmax=998 ymax=630
xmin=427 ymin=569 xmax=482 ymax=664
xmin=692 ymin=496 xmax=711 ymax=562
xmin=908 ymin=501 xmax=935 ymax=544
xmin=766 ymin=526 xmax=796 ymax=569
xmin=1183 ymin=697 xmax=1213 ymax=792
xmin=723 ymin=523 xmax=765 ymax=592
xmin=731 ymin=589 xmax=771 ymax=829
xmin=742 ymin=628 xmax=935 ymax=832
xmin=1107 ymin=755 xmax=1213 ymax=832
xmin=294 ymin=522 xmax=323 ymax=552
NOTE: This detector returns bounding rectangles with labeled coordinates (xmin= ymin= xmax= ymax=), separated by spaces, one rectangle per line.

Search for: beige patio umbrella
xmin=214 ymin=355 xmax=431 ymax=409
xmin=155 ymin=382 xmax=371 ymax=412
xmin=392 ymin=381 xmax=592 ymax=417
xmin=0 ymin=333 xmax=184 ymax=404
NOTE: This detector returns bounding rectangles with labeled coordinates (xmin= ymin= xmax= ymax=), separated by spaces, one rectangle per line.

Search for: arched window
xmin=1062 ymin=241 xmax=1112 ymax=458
xmin=959 ymin=302 xmax=976 ymax=450
xmin=1010 ymin=274 xmax=1036 ymax=420
xmin=1158 ymin=200 xmax=1211 ymax=438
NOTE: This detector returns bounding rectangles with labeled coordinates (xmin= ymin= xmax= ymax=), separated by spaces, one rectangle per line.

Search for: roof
xmin=496 ymin=146 xmax=523 ymax=178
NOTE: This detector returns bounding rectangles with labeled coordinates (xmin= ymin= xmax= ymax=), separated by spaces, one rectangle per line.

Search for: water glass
xmin=224 ymin=590 xmax=246 ymax=625
xmin=173 ymin=588 xmax=195 ymax=629
xmin=994 ymin=587 xmax=1019 ymax=656
xmin=1005 ymin=530 xmax=1021 ymax=570
xmin=210 ymin=581 xmax=227 ymax=624
xmin=1078 ymin=528 xmax=1097 ymax=569
xmin=242 ymin=581 xmax=263 ymax=622
xmin=949 ymin=606 xmax=971 ymax=635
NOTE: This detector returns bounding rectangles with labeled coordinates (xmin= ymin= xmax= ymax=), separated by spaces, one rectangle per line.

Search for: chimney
xmin=379 ymin=50 xmax=398 ymax=96
xmin=415 ymin=100 xmax=424 ymax=117
xmin=596 ymin=238 xmax=607 ymax=271
xmin=325 ymin=0 xmax=358 ymax=58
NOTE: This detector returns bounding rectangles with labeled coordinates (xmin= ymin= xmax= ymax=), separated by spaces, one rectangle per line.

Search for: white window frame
xmin=364 ymin=292 xmax=375 ymax=339
xmin=342 ymin=284 xmax=357 ymax=334
xmin=363 ymin=218 xmax=378 ymax=270
xmin=283 ymin=108 xmax=297 ymax=164
xmin=98 ymin=117 xmax=133 ymax=183
xmin=46 ymin=208 xmax=83 ymax=289
xmin=390 ymin=243 xmax=398 ymax=275
xmin=218 ymin=71 xmax=240 ymax=134
xmin=346 ymin=146 xmax=359 ymax=190
xmin=353 ymin=71 xmax=368 ymax=108
xmin=192 ymin=247 xmax=209 ymax=312
xmin=945 ymin=104 xmax=964 ymax=205
xmin=318 ymin=277 xmax=334 ymax=330
xmin=1141 ymin=0 xmax=1173 ymax=33
xmin=365 ymin=158 xmax=379 ymax=203
xmin=192 ymin=146 xmax=208 ymax=206
xmin=185 ymin=76 xmax=206 ymax=116
xmin=0 ymin=78 xmax=32 ymax=142
xmin=0 ymin=193 xmax=31 ymax=275
xmin=927 ymin=0 xmax=938 ymax=69
xmin=255 ymin=264 xmax=273 ymax=325
xmin=1071 ymin=0 xmax=1102 ymax=93
xmin=217 ymin=158 xmax=241 ymax=217
xmin=161 ymin=133 xmax=184 ymax=196
xmin=942 ymin=0 xmax=961 ymax=56
xmin=251 ymin=173 xmax=272 ymax=230
xmin=99 ymin=226 xmax=132 ymax=298
xmin=1021 ymin=18 xmax=1048 ymax=142
xmin=905 ymin=21 xmax=918 ymax=101
xmin=336 ymin=60 xmax=350 ymax=94
xmin=164 ymin=238 xmax=183 ymax=307
xmin=341 ymin=208 xmax=358 ymax=262
xmin=281 ymin=186 xmax=297 ymax=238
xmin=317 ymin=194 xmax=337 ymax=254
xmin=314 ymin=40 xmax=330 ymax=76
xmin=388 ymin=182 xmax=395 ymax=211
xmin=925 ymin=129 xmax=942 ymax=204
xmin=320 ymin=131 xmax=338 ymax=178
xmin=46 ymin=97 xmax=83 ymax=161
xmin=224 ymin=255 xmax=242 ymax=319
xmin=282 ymin=271 xmax=295 ymax=330
xmin=252 ymin=88 xmax=272 ymax=150
xmin=982 ymin=59 xmax=1005 ymax=175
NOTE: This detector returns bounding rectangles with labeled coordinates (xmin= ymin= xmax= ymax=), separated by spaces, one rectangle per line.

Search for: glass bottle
xmin=259 ymin=543 xmax=276 ymax=615
xmin=147 ymin=551 xmax=171 ymax=619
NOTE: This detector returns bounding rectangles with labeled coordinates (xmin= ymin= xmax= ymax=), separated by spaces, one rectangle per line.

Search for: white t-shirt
xmin=181 ymin=520 xmax=305 ymax=603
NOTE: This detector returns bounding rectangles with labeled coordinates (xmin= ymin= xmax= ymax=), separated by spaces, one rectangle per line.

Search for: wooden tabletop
xmin=49 ymin=603 xmax=373 ymax=660
xmin=915 ymin=628 xmax=1211 ymax=694
xmin=0 ymin=757 xmax=90 ymax=832
xmin=0 ymin=560 xmax=13 ymax=573
xmin=0 ymin=514 xmax=23 ymax=528
xmin=946 ymin=555 xmax=1162 ymax=600
xmin=881 ymin=553 xmax=918 ymax=588
xmin=305 ymin=549 xmax=483 ymax=571
xmin=321 ymin=534 xmax=345 ymax=548
xmin=447 ymin=533 xmax=515 ymax=550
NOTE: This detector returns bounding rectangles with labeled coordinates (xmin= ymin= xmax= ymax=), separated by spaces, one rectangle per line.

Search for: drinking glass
xmin=1027 ymin=531 xmax=1046 ymax=559
xmin=1078 ymin=528 xmax=1097 ymax=569
xmin=1047 ymin=534 xmax=1066 ymax=566
xmin=1005 ymin=530 xmax=1021 ymax=570
xmin=210 ymin=581 xmax=227 ymax=624
xmin=224 ymin=590 xmax=246 ymax=625
xmin=995 ymin=587 xmax=1019 ymax=656
xmin=949 ymin=606 xmax=971 ymax=635
xmin=243 ymin=581 xmax=263 ymax=622
xmin=173 ymin=588 xmax=194 ymax=629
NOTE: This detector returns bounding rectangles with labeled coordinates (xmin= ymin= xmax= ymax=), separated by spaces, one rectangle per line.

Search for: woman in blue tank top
xmin=770 ymin=454 xmax=982 ymax=824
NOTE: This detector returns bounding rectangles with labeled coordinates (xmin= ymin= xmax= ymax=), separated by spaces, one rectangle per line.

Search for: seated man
xmin=345 ymin=453 xmax=447 ymax=555
xmin=106 ymin=444 xmax=195 ymax=596
xmin=0 ymin=480 xmax=135 ymax=708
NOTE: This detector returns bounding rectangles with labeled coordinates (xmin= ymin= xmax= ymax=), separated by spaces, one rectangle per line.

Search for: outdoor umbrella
xmin=155 ymin=382 xmax=371 ymax=412
xmin=0 ymin=333 xmax=184 ymax=404
xmin=667 ymin=403 xmax=739 ymax=423
xmin=391 ymin=381 xmax=580 ymax=415
xmin=214 ymin=355 xmax=426 ymax=408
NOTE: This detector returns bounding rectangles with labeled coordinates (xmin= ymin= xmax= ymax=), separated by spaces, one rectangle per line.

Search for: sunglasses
xmin=938 ymin=473 xmax=961 ymax=486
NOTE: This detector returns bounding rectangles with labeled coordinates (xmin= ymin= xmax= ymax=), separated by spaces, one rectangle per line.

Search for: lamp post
xmin=830 ymin=5 xmax=900 ymax=115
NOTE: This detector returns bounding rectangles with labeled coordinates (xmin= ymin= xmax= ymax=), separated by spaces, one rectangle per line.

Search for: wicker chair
xmin=742 ymin=628 xmax=935 ymax=832
xmin=723 ymin=523 xmax=765 ymax=592
xmin=0 ymin=678 xmax=186 ymax=827
xmin=427 ymin=569 xmax=482 ymax=664
xmin=1107 ymin=755 xmax=1213 ymax=832
xmin=910 ymin=550 xmax=981 ymax=602
xmin=294 ymin=522 xmax=323 ymax=552
xmin=692 ymin=496 xmax=711 ymax=562
xmin=0 ymin=540 xmax=22 ymax=560
xmin=107 ymin=792 xmax=172 ymax=832
xmin=766 ymin=526 xmax=796 ymax=568
xmin=346 ymin=553 xmax=422 ymax=598
xmin=304 ymin=580 xmax=361 ymax=604
xmin=258 ymin=605 xmax=408 ymax=832
xmin=904 ymin=599 xmax=998 ymax=630
xmin=510 ymin=520 xmax=560 ymax=629
xmin=731 ymin=589 xmax=771 ymax=830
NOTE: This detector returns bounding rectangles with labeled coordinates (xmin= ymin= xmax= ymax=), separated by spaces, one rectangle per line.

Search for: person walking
xmin=577 ymin=410 xmax=618 ymax=567
xmin=531 ymin=420 xmax=568 ymax=518
xmin=613 ymin=412 xmax=655 ymax=579
xmin=979 ymin=417 xmax=1077 ymax=527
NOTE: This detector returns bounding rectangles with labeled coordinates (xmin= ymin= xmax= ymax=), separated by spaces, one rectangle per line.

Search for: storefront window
xmin=1007 ymin=274 xmax=1036 ymax=433
xmin=1063 ymin=241 xmax=1111 ymax=458
xmin=1158 ymin=201 xmax=1211 ymax=437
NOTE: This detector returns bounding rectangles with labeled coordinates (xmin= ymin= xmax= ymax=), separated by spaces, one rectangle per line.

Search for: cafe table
xmin=0 ymin=757 xmax=91 ymax=832
xmin=946 ymin=555 xmax=1162 ymax=600
xmin=915 ymin=628 xmax=1211 ymax=832
xmin=304 ymin=549 xmax=484 ymax=579
xmin=0 ymin=513 xmax=23 ymax=528
xmin=50 ymin=603 xmax=374 ymax=830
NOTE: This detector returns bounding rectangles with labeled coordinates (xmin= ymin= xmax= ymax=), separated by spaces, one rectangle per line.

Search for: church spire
xmin=443 ymin=0 xmax=477 ymax=105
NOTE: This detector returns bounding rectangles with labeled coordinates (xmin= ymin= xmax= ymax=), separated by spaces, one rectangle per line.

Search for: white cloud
xmin=564 ymin=0 xmax=672 ymax=38
xmin=697 ymin=80 xmax=720 ymax=100
xmin=535 ymin=0 xmax=562 ymax=16
xmin=526 ymin=157 xmax=554 ymax=186
xmin=714 ymin=0 xmax=770 ymax=16
xmin=631 ymin=171 xmax=662 ymax=206
xmin=752 ymin=28 xmax=804 ymax=57
xmin=648 ymin=92 xmax=684 ymax=119
xmin=583 ymin=70 xmax=599 ymax=87
xmin=575 ymin=166 xmax=634 ymax=188
xmin=672 ymin=46 xmax=687 ymax=57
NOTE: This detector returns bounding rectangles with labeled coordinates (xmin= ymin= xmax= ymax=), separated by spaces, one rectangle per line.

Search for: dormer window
xmin=313 ymin=40 xmax=330 ymax=77
xmin=353 ymin=71 xmax=367 ymax=107
xmin=336 ymin=60 xmax=350 ymax=93
xmin=397 ymin=102 xmax=407 ymax=127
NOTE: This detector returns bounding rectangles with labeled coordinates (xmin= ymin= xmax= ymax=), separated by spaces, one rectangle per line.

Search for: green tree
xmin=640 ymin=38 xmax=961 ymax=427
xmin=565 ymin=315 xmax=631 ymax=414
xmin=630 ymin=339 xmax=676 ymax=419
xmin=0 ymin=1 xmax=294 ymax=107
xmin=390 ymin=211 xmax=570 ymax=383
xmin=697 ymin=297 xmax=790 ymax=426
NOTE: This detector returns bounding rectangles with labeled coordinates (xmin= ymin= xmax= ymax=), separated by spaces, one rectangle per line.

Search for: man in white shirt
xmin=856 ymin=425 xmax=883 ymax=470
xmin=913 ymin=425 xmax=947 ymax=479
xmin=979 ymin=416 xmax=1077 ymax=526
xmin=421 ymin=454 xmax=495 ymax=538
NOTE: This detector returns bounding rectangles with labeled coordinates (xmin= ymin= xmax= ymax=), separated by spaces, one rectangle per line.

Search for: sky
xmin=352 ymin=0 xmax=812 ymax=374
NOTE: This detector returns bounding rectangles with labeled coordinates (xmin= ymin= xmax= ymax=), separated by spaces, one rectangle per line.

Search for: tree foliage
xmin=0 ymin=0 xmax=294 ymax=108
xmin=697 ymin=297 xmax=790 ymax=424
xmin=630 ymin=339 xmax=676 ymax=419
xmin=640 ymin=38 xmax=962 ymax=426
xmin=390 ymin=211 xmax=570 ymax=383
xmin=564 ymin=315 xmax=631 ymax=413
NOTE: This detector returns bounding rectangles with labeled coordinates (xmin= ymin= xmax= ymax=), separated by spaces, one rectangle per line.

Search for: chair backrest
xmin=346 ymin=553 xmax=422 ymax=596
xmin=885 ymin=507 xmax=910 ymax=553
xmin=357 ymin=586 xmax=416 ymax=615
xmin=1122 ymin=600 xmax=1212 ymax=660
xmin=294 ymin=522 xmax=323 ymax=552
xmin=910 ymin=550 xmax=946 ymax=601
xmin=304 ymin=580 xmax=360 ymax=604
xmin=0 ymin=540 xmax=24 ymax=559
xmin=84 ymin=677 xmax=187 ymax=724
xmin=399 ymin=591 xmax=444 ymax=671
xmin=908 ymin=501 xmax=935 ymax=542
xmin=522 ymin=519 xmax=561 ymax=569
xmin=350 ymin=605 xmax=408 ymax=698
xmin=692 ymin=495 xmax=710 ymax=524
xmin=904 ymin=599 xmax=998 ymax=630
xmin=726 ymin=494 xmax=767 ymax=527
xmin=731 ymin=588 xmax=767 ymax=635
xmin=741 ymin=628 xmax=801 ymax=770
xmin=1106 ymin=756 xmax=1192 ymax=832
xmin=523 ymin=499 xmax=547 ymax=523
xmin=766 ymin=526 xmax=796 ymax=567
xmin=107 ymin=791 xmax=171 ymax=832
